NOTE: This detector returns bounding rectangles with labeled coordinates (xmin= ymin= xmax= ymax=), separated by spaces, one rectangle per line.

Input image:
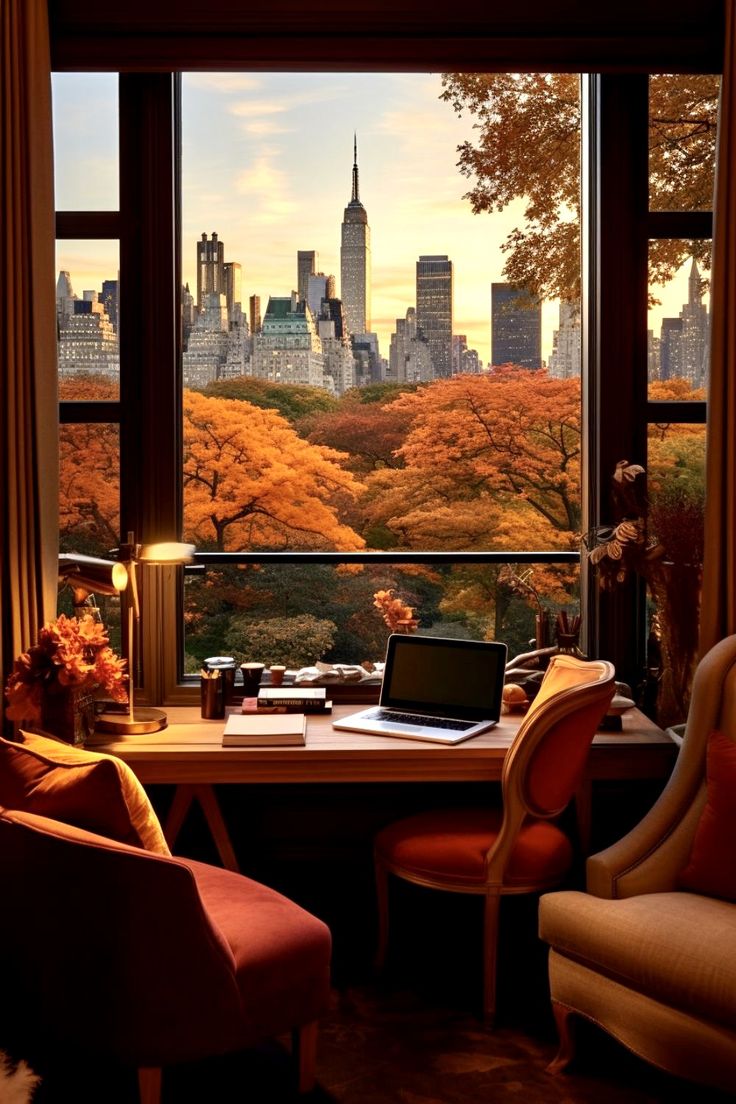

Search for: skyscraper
xmin=491 ymin=283 xmax=542 ymax=369
xmin=679 ymin=257 xmax=710 ymax=387
xmin=416 ymin=255 xmax=453 ymax=378
xmin=197 ymin=232 xmax=225 ymax=311
xmin=340 ymin=135 xmax=371 ymax=336
xmin=548 ymin=301 xmax=581 ymax=378
xmin=297 ymin=251 xmax=317 ymax=304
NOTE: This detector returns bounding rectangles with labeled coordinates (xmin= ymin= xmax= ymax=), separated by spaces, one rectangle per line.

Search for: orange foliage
xmin=366 ymin=370 xmax=581 ymax=548
xmin=59 ymin=423 xmax=119 ymax=552
xmin=182 ymin=390 xmax=366 ymax=551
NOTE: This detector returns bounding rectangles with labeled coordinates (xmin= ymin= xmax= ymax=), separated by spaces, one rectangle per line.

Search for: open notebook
xmin=332 ymin=634 xmax=507 ymax=745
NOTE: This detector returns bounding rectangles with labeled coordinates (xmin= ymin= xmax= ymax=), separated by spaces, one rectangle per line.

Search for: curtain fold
xmin=700 ymin=0 xmax=736 ymax=656
xmin=0 ymin=0 xmax=59 ymax=723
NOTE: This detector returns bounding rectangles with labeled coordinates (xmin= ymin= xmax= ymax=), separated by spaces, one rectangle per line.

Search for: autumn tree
xmin=59 ymin=375 xmax=119 ymax=555
xmin=305 ymin=397 xmax=412 ymax=474
xmin=182 ymin=389 xmax=365 ymax=551
xmin=440 ymin=73 xmax=719 ymax=301
xmin=373 ymin=370 xmax=582 ymax=541
xmin=201 ymin=376 xmax=338 ymax=427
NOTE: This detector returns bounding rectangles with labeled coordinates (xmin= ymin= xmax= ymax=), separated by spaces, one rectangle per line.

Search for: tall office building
xmin=297 ymin=251 xmax=317 ymax=304
xmin=196 ymin=232 xmax=225 ymax=311
xmin=659 ymin=317 xmax=684 ymax=380
xmin=249 ymin=294 xmax=262 ymax=337
xmin=679 ymin=257 xmax=710 ymax=387
xmin=223 ymin=261 xmax=242 ymax=317
xmin=548 ymin=301 xmax=581 ymax=378
xmin=389 ymin=308 xmax=433 ymax=383
xmin=340 ymin=135 xmax=371 ymax=336
xmin=416 ymin=255 xmax=453 ymax=378
xmin=491 ymin=283 xmax=542 ymax=369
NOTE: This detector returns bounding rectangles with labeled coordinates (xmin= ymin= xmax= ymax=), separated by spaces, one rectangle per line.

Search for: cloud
xmin=185 ymin=74 xmax=262 ymax=93
xmin=234 ymin=155 xmax=298 ymax=222
xmin=230 ymin=99 xmax=289 ymax=118
xmin=242 ymin=121 xmax=293 ymax=136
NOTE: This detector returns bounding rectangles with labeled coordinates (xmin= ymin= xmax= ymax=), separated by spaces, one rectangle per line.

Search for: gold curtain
xmin=700 ymin=0 xmax=736 ymax=655
xmin=0 ymin=0 xmax=58 ymax=719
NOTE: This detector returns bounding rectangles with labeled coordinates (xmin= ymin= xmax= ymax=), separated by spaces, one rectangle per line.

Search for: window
xmin=179 ymin=72 xmax=581 ymax=671
xmin=49 ymin=10 xmax=721 ymax=722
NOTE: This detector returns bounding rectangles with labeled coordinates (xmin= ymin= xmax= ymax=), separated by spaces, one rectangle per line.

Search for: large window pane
xmin=183 ymin=559 xmax=580 ymax=672
xmin=644 ymin=423 xmax=705 ymax=726
xmin=56 ymin=241 xmax=120 ymax=397
xmin=59 ymin=422 xmax=120 ymax=560
xmin=180 ymin=72 xmax=582 ymax=558
xmin=52 ymin=73 xmax=119 ymax=210
xmin=648 ymin=74 xmax=719 ymax=212
xmin=647 ymin=246 xmax=711 ymax=396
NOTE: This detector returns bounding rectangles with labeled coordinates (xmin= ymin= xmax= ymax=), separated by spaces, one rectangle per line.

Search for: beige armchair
xmin=539 ymin=634 xmax=736 ymax=1093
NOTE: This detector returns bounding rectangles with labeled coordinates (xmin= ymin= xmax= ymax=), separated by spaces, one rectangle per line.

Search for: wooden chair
xmin=374 ymin=654 xmax=615 ymax=1024
xmin=0 ymin=806 xmax=332 ymax=1102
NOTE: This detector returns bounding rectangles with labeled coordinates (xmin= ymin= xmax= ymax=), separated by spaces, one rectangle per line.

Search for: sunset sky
xmin=53 ymin=72 xmax=707 ymax=367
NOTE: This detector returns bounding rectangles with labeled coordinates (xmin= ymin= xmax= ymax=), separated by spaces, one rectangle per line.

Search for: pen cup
xmin=204 ymin=657 xmax=237 ymax=705
xmin=200 ymin=669 xmax=225 ymax=719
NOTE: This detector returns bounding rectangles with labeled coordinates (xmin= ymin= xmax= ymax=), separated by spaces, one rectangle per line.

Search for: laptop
xmin=332 ymin=634 xmax=508 ymax=745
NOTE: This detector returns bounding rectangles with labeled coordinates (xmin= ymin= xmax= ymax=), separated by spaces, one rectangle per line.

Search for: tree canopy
xmin=182 ymin=389 xmax=365 ymax=551
xmin=441 ymin=73 xmax=719 ymax=302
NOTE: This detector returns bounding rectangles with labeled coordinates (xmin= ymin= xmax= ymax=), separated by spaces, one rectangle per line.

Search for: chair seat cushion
xmin=540 ymin=889 xmax=736 ymax=1030
xmin=375 ymin=808 xmax=573 ymax=888
xmin=180 ymin=857 xmax=332 ymax=1045
xmin=0 ymin=731 xmax=169 ymax=854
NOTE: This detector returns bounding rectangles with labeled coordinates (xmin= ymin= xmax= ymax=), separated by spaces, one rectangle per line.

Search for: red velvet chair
xmin=0 ymin=805 xmax=332 ymax=1103
xmin=374 ymin=654 xmax=615 ymax=1024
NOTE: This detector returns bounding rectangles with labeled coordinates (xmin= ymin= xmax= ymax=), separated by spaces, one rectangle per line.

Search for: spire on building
xmin=688 ymin=257 xmax=702 ymax=305
xmin=351 ymin=132 xmax=360 ymax=204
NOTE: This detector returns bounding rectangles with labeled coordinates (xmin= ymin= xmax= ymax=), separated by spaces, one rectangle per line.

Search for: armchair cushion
xmin=0 ymin=731 xmax=169 ymax=854
xmin=679 ymin=731 xmax=736 ymax=901
xmin=539 ymin=889 xmax=736 ymax=1031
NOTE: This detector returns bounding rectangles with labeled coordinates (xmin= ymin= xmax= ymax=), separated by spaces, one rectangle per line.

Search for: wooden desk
xmin=90 ymin=704 xmax=676 ymax=871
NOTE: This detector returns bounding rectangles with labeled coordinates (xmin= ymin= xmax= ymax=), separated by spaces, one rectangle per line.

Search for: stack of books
xmin=222 ymin=712 xmax=306 ymax=746
xmin=254 ymin=687 xmax=332 ymax=714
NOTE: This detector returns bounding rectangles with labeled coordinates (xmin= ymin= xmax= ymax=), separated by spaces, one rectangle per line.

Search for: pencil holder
xmin=200 ymin=669 xmax=225 ymax=719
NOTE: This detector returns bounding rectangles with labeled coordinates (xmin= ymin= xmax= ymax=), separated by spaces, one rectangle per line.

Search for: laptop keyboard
xmin=368 ymin=709 xmax=475 ymax=732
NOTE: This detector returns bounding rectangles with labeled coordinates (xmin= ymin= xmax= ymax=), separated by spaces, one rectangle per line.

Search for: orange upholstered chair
xmin=0 ymin=805 xmax=331 ymax=1104
xmin=374 ymin=654 xmax=615 ymax=1024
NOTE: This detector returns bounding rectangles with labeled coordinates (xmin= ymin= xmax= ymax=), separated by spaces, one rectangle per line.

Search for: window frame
xmin=53 ymin=8 xmax=722 ymax=705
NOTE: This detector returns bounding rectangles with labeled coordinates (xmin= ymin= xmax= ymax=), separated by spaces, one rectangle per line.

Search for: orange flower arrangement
xmin=4 ymin=614 xmax=128 ymax=723
xmin=373 ymin=589 xmax=419 ymax=634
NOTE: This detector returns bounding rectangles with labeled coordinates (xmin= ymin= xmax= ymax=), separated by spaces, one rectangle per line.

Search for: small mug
xmin=269 ymin=665 xmax=286 ymax=688
xmin=240 ymin=662 xmax=265 ymax=698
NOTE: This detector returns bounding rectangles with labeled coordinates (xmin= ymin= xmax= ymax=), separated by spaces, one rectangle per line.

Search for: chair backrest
xmin=0 ymin=806 xmax=242 ymax=1066
xmin=486 ymin=656 xmax=615 ymax=883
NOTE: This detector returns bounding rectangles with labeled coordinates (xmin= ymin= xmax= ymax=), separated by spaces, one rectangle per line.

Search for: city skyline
xmin=52 ymin=72 xmax=710 ymax=365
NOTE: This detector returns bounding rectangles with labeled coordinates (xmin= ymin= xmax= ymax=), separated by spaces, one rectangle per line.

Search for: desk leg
xmin=164 ymin=783 xmax=240 ymax=873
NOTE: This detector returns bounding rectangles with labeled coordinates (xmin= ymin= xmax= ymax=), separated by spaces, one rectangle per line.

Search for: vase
xmin=39 ymin=686 xmax=97 ymax=746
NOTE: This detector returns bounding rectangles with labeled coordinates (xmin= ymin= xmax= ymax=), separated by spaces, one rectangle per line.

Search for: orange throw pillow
xmin=679 ymin=731 xmax=736 ymax=901
xmin=0 ymin=731 xmax=170 ymax=855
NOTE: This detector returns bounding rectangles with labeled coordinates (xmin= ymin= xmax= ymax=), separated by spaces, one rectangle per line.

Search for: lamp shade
xmin=137 ymin=542 xmax=196 ymax=565
xmin=58 ymin=554 xmax=129 ymax=597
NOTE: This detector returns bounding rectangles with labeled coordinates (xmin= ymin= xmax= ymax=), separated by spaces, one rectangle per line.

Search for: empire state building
xmin=340 ymin=135 xmax=371 ymax=337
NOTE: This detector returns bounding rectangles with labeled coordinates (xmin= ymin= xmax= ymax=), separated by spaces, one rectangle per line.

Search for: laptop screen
xmin=381 ymin=635 xmax=508 ymax=721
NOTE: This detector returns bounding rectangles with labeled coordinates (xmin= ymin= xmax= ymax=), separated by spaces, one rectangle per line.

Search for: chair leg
xmin=137 ymin=1066 xmax=162 ymax=1104
xmin=293 ymin=1019 xmax=319 ymax=1093
xmin=374 ymin=854 xmax=390 ymax=972
xmin=547 ymin=1000 xmax=577 ymax=1074
xmin=482 ymin=893 xmax=501 ymax=1027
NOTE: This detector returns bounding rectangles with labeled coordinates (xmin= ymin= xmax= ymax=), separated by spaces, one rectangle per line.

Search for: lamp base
xmin=95 ymin=706 xmax=167 ymax=735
